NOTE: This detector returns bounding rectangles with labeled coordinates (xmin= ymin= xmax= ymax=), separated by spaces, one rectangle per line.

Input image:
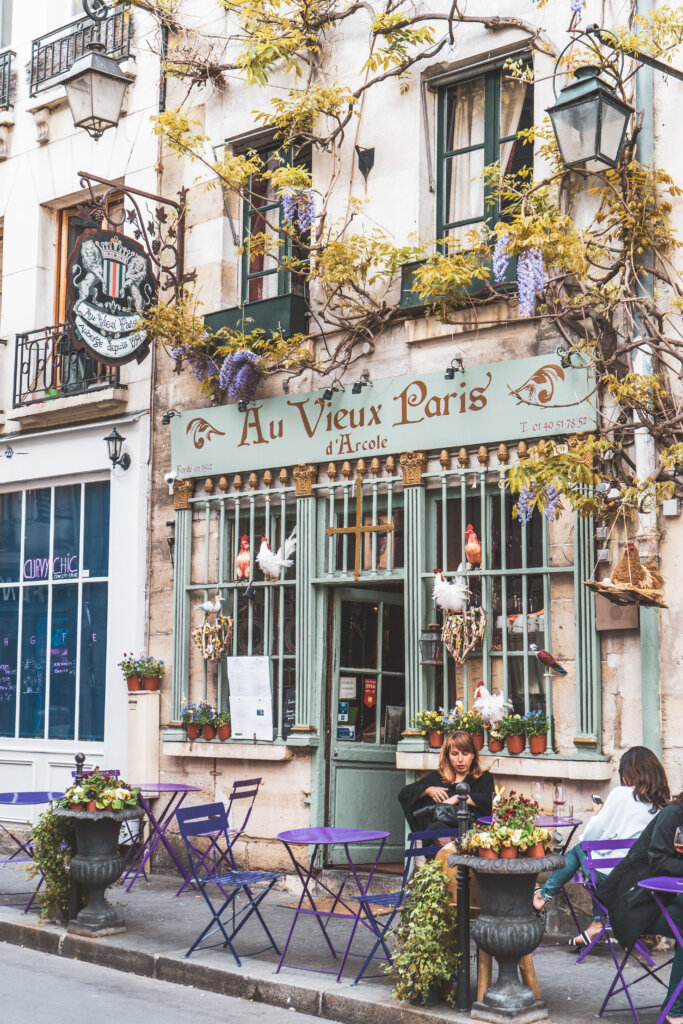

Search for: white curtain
xmin=445 ymin=77 xmax=485 ymax=241
xmin=499 ymin=79 xmax=529 ymax=177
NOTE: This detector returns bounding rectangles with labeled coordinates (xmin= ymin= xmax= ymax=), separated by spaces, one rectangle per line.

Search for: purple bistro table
xmin=0 ymin=791 xmax=64 ymax=912
xmin=478 ymin=815 xmax=582 ymax=854
xmin=276 ymin=826 xmax=390 ymax=982
xmin=121 ymin=783 xmax=200 ymax=893
xmin=638 ymin=876 xmax=683 ymax=1023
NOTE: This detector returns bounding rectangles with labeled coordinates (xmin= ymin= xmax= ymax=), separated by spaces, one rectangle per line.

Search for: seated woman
xmin=596 ymin=790 xmax=683 ymax=1024
xmin=532 ymin=745 xmax=670 ymax=948
xmin=398 ymin=730 xmax=494 ymax=832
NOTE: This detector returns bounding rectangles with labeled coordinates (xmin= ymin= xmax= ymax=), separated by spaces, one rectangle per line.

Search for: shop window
xmin=437 ymin=66 xmax=533 ymax=246
xmin=0 ymin=482 xmax=110 ymax=741
xmin=320 ymin=469 xmax=404 ymax=578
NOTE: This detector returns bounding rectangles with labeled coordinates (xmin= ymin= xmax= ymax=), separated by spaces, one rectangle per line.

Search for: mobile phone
xmin=591 ymin=794 xmax=603 ymax=805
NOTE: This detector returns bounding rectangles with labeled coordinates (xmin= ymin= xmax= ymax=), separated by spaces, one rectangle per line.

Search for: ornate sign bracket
xmin=77 ymin=170 xmax=194 ymax=299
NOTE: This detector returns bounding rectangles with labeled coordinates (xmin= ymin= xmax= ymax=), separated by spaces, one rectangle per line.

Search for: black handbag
xmin=414 ymin=803 xmax=461 ymax=827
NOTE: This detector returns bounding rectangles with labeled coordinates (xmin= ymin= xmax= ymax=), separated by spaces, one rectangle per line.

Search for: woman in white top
xmin=533 ymin=746 xmax=670 ymax=948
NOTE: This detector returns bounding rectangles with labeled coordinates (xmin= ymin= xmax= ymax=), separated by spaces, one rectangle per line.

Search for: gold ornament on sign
xmin=279 ymin=468 xmax=289 ymax=487
xmin=441 ymin=607 xmax=487 ymax=664
xmin=342 ymin=461 xmax=352 ymax=480
xmin=399 ymin=451 xmax=426 ymax=486
xmin=517 ymin=441 xmax=528 ymax=458
xmin=233 ymin=474 xmax=243 ymax=492
xmin=293 ymin=463 xmax=317 ymax=497
xmin=477 ymin=445 xmax=489 ymax=466
xmin=458 ymin=447 xmax=469 ymax=468
xmin=328 ymin=462 xmax=337 ymax=481
xmin=173 ymin=478 xmax=194 ymax=510
xmin=219 ymin=476 xmax=228 ymax=493
xmin=440 ymin=449 xmax=450 ymax=470
xmin=386 ymin=455 xmax=396 ymax=475
xmin=497 ymin=443 xmax=509 ymax=464
xmin=264 ymin=470 xmax=273 ymax=489
xmin=371 ymin=457 xmax=380 ymax=477
xmin=248 ymin=472 xmax=258 ymax=491
xmin=204 ymin=478 xmax=214 ymax=495
xmin=191 ymin=615 xmax=233 ymax=662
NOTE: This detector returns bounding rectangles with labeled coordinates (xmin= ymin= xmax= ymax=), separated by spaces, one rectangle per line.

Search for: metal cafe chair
xmin=351 ymin=827 xmax=460 ymax=985
xmin=176 ymin=801 xmax=284 ymax=964
xmin=174 ymin=777 xmax=262 ymax=897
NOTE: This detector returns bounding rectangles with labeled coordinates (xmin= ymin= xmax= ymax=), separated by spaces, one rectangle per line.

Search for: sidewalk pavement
xmin=0 ymin=863 xmax=674 ymax=1024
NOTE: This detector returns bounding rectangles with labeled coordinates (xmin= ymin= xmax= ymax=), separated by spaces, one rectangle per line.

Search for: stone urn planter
xmin=449 ymin=851 xmax=565 ymax=1023
xmin=55 ymin=806 xmax=143 ymax=937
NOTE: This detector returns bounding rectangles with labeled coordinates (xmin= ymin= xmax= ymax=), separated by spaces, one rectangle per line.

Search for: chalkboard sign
xmin=283 ymin=686 xmax=296 ymax=739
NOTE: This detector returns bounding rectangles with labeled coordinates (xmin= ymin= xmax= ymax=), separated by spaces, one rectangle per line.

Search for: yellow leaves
xmin=363 ymin=15 xmax=435 ymax=74
xmin=254 ymin=85 xmax=356 ymax=143
xmin=412 ymin=244 xmax=491 ymax=317
xmin=152 ymin=110 xmax=206 ymax=158
xmin=603 ymin=372 xmax=667 ymax=413
xmin=212 ymin=151 xmax=263 ymax=192
xmin=612 ymin=6 xmax=683 ymax=62
xmin=315 ymin=231 xmax=424 ymax=290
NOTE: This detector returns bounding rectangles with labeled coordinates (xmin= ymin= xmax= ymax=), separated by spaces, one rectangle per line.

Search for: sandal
xmin=568 ymin=930 xmax=593 ymax=949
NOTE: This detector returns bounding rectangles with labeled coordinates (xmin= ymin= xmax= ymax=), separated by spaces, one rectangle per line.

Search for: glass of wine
xmin=674 ymin=827 xmax=683 ymax=855
xmin=553 ymin=783 xmax=566 ymax=820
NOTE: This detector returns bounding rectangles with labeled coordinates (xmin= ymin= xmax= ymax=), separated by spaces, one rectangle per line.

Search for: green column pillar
xmin=288 ymin=465 xmax=319 ymax=746
xmin=640 ymin=605 xmax=662 ymax=757
xmin=398 ymin=452 xmax=427 ymax=753
xmin=171 ymin=481 xmax=193 ymax=722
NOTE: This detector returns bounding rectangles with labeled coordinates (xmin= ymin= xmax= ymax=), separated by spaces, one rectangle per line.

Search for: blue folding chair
xmin=176 ymin=801 xmax=284 ymax=963
xmin=351 ymin=827 xmax=460 ymax=985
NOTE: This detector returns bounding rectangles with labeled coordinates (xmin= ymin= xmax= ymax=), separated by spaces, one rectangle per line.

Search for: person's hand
xmin=442 ymin=795 xmax=458 ymax=805
xmin=592 ymin=799 xmax=603 ymax=815
xmin=424 ymin=786 xmax=449 ymax=803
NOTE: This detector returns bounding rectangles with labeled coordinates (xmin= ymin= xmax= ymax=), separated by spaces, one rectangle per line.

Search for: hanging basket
xmin=584 ymin=579 xmax=667 ymax=609
xmin=441 ymin=607 xmax=487 ymax=664
xmin=191 ymin=615 xmax=234 ymax=662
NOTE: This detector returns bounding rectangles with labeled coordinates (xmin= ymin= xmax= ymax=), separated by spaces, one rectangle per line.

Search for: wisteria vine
xmin=516 ymin=248 xmax=546 ymax=318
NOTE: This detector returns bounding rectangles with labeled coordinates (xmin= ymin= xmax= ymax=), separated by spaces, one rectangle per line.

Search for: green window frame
xmin=436 ymin=64 xmax=533 ymax=246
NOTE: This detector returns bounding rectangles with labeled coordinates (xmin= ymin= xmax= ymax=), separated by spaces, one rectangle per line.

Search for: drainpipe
xmin=634 ymin=0 xmax=662 ymax=757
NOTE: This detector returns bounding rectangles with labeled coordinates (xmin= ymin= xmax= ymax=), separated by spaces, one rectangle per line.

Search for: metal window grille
xmin=186 ymin=476 xmax=297 ymax=741
xmin=29 ymin=7 xmax=130 ymax=97
xmin=13 ymin=325 xmax=120 ymax=408
xmin=0 ymin=49 xmax=13 ymax=109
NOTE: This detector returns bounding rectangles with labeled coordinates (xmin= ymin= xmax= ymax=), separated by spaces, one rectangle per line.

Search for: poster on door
xmin=363 ymin=678 xmax=377 ymax=708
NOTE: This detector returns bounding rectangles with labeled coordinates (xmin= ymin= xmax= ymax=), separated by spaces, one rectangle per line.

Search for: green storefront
xmin=166 ymin=354 xmax=600 ymax=863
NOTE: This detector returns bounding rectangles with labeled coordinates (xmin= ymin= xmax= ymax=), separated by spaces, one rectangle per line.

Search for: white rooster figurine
xmin=473 ymin=681 xmax=512 ymax=728
xmin=257 ymin=526 xmax=297 ymax=581
xmin=432 ymin=567 xmax=468 ymax=613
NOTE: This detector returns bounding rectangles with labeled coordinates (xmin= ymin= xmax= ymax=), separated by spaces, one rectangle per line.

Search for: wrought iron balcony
xmin=0 ymin=50 xmax=14 ymax=109
xmin=13 ymin=324 xmax=120 ymax=408
xmin=29 ymin=6 xmax=130 ymax=98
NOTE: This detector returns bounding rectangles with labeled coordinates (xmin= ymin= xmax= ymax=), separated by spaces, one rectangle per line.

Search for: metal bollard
xmin=69 ymin=752 xmax=86 ymax=920
xmin=455 ymin=781 xmax=471 ymax=1011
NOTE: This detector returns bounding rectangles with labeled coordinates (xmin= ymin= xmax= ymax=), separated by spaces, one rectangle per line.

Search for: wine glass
xmin=531 ymin=781 xmax=544 ymax=809
xmin=553 ymin=783 xmax=566 ymax=819
xmin=674 ymin=827 xmax=683 ymax=855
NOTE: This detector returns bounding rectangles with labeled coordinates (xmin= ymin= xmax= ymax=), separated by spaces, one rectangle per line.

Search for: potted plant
xmin=458 ymin=708 xmax=485 ymax=749
xmin=216 ymin=710 xmax=232 ymax=740
xmin=180 ymin=700 xmax=201 ymax=739
xmin=522 ymin=826 xmax=550 ymax=859
xmin=412 ymin=708 xmax=447 ymax=748
xmin=118 ymin=653 xmax=141 ymax=692
xmin=487 ymin=727 xmax=503 ymax=752
xmin=462 ymin=828 xmax=500 ymax=860
xmin=387 ymin=860 xmax=459 ymax=1006
xmin=137 ymin=655 xmax=164 ymax=691
xmin=497 ymin=713 xmax=525 ymax=754
xmin=523 ymin=709 xmax=550 ymax=754
xmin=196 ymin=700 xmax=217 ymax=739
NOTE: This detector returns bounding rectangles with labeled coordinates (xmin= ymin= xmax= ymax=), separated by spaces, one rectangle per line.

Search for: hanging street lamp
xmin=547 ymin=64 xmax=633 ymax=172
xmin=60 ymin=0 xmax=129 ymax=139
xmin=104 ymin=427 xmax=131 ymax=470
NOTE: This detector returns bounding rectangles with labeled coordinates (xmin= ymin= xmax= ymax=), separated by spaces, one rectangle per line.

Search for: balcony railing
xmin=29 ymin=7 xmax=130 ymax=97
xmin=0 ymin=50 xmax=14 ymax=109
xmin=13 ymin=324 xmax=120 ymax=408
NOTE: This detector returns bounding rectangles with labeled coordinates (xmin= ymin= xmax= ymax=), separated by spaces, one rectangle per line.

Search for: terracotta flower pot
xmin=142 ymin=676 xmax=159 ymax=691
xmin=203 ymin=724 xmax=217 ymax=740
xmin=428 ymin=730 xmax=443 ymax=749
xmin=70 ymin=803 xmax=83 ymax=812
xmin=500 ymin=845 xmax=518 ymax=859
xmin=525 ymin=842 xmax=546 ymax=858
xmin=478 ymin=847 xmax=497 ymax=859
xmin=86 ymin=800 xmax=98 ymax=812
xmin=218 ymin=723 xmax=232 ymax=740
xmin=488 ymin=736 xmax=503 ymax=752
xmin=528 ymin=734 xmax=547 ymax=754
xmin=472 ymin=732 xmax=484 ymax=750
xmin=187 ymin=723 xmax=201 ymax=740
xmin=506 ymin=734 xmax=525 ymax=754
xmin=126 ymin=676 xmax=141 ymax=692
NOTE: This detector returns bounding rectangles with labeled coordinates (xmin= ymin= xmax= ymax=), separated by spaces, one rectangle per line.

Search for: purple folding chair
xmin=579 ymin=839 xmax=669 ymax=1023
xmin=175 ymin=777 xmax=262 ymax=897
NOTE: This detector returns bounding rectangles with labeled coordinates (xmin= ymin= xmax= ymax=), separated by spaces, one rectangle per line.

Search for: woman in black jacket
xmin=596 ymin=794 xmax=683 ymax=1023
xmin=398 ymin=730 xmax=494 ymax=831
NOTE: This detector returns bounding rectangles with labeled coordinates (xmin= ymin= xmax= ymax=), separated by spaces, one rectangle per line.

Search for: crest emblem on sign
xmin=67 ymin=230 xmax=157 ymax=366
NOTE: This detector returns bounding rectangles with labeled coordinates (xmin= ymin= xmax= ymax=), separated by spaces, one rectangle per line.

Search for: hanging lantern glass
xmin=61 ymin=41 xmax=129 ymax=140
xmin=547 ymin=66 xmax=632 ymax=172
xmin=419 ymin=623 xmax=443 ymax=665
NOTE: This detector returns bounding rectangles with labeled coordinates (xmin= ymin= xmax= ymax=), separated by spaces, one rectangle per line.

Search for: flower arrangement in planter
xmin=62 ymin=771 xmax=140 ymax=813
xmin=180 ymin=700 xmax=216 ymax=739
xmin=456 ymin=709 xmax=485 ymax=749
xmin=137 ymin=655 xmax=164 ymax=691
xmin=118 ymin=653 xmax=141 ymax=691
xmin=487 ymin=727 xmax=504 ymax=752
xmin=412 ymin=709 xmax=447 ymax=748
xmin=497 ymin=713 xmax=526 ymax=754
xmin=461 ymin=815 xmax=551 ymax=860
xmin=523 ymin=709 xmax=550 ymax=754
xmin=215 ymin=710 xmax=232 ymax=740
xmin=387 ymin=860 xmax=459 ymax=1006
xmin=191 ymin=615 xmax=233 ymax=662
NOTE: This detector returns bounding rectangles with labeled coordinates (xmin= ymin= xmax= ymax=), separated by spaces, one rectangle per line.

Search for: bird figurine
xmin=257 ymin=526 xmax=297 ymax=580
xmin=529 ymin=643 xmax=567 ymax=676
xmin=465 ymin=523 xmax=481 ymax=566
xmin=642 ymin=560 xmax=665 ymax=592
xmin=236 ymin=535 xmax=251 ymax=580
xmin=195 ymin=593 xmax=222 ymax=616
xmin=610 ymin=542 xmax=648 ymax=589
xmin=473 ymin=682 xmax=512 ymax=727
xmin=432 ymin=569 xmax=468 ymax=613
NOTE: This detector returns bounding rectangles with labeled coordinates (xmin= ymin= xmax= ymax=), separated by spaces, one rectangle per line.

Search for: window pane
xmin=23 ymin=489 xmax=51 ymax=582
xmin=53 ymin=485 xmax=81 ymax=580
xmin=19 ymin=586 xmax=47 ymax=738
xmin=340 ymin=600 xmax=378 ymax=669
xmin=446 ymin=77 xmax=485 ymax=151
xmin=79 ymin=582 xmax=108 ymax=741
xmin=444 ymin=149 xmax=485 ymax=229
xmin=0 ymin=588 xmax=18 ymax=736
xmin=500 ymin=77 xmax=534 ymax=187
xmin=83 ymin=481 xmax=110 ymax=578
xmin=48 ymin=584 xmax=78 ymax=739
xmin=0 ymin=491 xmax=21 ymax=583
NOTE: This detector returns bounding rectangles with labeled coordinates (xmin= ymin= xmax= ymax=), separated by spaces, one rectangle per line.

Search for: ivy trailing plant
xmin=386 ymin=860 xmax=459 ymax=1005
xmin=26 ymin=803 xmax=76 ymax=921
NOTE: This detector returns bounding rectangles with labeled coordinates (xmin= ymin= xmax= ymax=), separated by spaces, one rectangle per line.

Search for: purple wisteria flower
xmin=282 ymin=188 xmax=315 ymax=232
xmin=544 ymin=484 xmax=561 ymax=523
xmin=517 ymin=248 xmax=545 ymax=318
xmin=218 ymin=349 xmax=263 ymax=401
xmin=570 ymin=0 xmax=585 ymax=12
xmin=517 ymin=484 xmax=536 ymax=525
xmin=493 ymin=233 xmax=511 ymax=284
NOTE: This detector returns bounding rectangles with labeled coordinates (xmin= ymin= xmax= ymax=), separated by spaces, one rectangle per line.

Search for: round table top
xmin=131 ymin=783 xmax=201 ymax=794
xmin=639 ymin=875 xmax=683 ymax=895
xmin=0 ymin=791 xmax=64 ymax=805
xmin=478 ymin=815 xmax=582 ymax=827
xmin=278 ymin=826 xmax=390 ymax=845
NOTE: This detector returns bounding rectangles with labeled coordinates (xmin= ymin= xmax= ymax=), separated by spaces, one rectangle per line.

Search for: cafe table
xmin=0 ymin=790 xmax=64 ymax=911
xmin=121 ymin=782 xmax=200 ymax=892
xmin=638 ymin=876 xmax=683 ymax=1024
xmin=276 ymin=826 xmax=390 ymax=982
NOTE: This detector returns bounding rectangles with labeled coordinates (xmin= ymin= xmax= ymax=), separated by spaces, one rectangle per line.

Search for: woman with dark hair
xmin=596 ymin=792 xmax=683 ymax=1023
xmin=533 ymin=745 xmax=670 ymax=948
xmin=398 ymin=731 xmax=494 ymax=831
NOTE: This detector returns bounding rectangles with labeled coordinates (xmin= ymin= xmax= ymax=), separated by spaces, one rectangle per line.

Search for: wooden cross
xmin=326 ymin=472 xmax=394 ymax=580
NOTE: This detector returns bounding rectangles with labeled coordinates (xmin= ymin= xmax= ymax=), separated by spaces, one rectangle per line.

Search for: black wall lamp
xmin=104 ymin=427 xmax=130 ymax=471
xmin=323 ymin=379 xmax=344 ymax=401
xmin=166 ymin=520 xmax=175 ymax=566
xmin=351 ymin=371 xmax=371 ymax=396
xmin=238 ymin=399 xmax=254 ymax=413
xmin=356 ymin=146 xmax=375 ymax=181
xmin=161 ymin=409 xmax=180 ymax=425
xmin=444 ymin=355 xmax=465 ymax=380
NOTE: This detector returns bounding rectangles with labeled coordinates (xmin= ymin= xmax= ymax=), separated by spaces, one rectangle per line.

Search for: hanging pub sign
xmin=67 ymin=230 xmax=157 ymax=366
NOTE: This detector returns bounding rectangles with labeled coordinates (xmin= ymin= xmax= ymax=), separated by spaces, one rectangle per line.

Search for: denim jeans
xmin=540 ymin=843 xmax=606 ymax=921
xmin=650 ymin=895 xmax=683 ymax=1017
